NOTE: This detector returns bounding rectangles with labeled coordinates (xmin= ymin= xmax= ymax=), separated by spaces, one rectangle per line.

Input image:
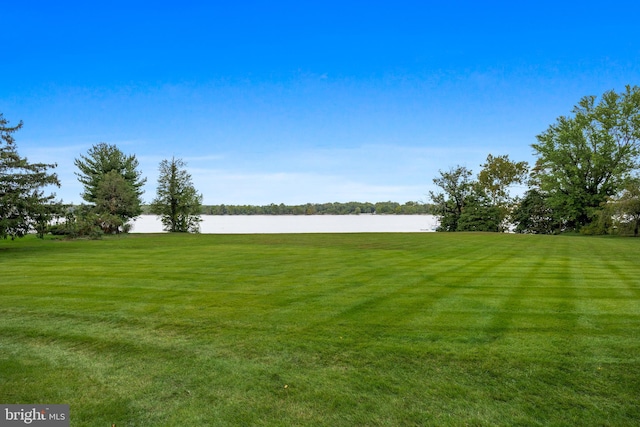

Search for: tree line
xmin=0 ymin=121 xmax=202 ymax=238
xmin=430 ymin=85 xmax=640 ymax=235
xmin=2 ymin=85 xmax=640 ymax=239
xmin=152 ymin=201 xmax=435 ymax=216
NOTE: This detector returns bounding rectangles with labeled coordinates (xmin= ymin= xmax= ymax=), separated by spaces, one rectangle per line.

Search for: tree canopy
xmin=430 ymin=157 xmax=526 ymax=233
xmin=432 ymin=87 xmax=640 ymax=235
xmin=532 ymin=85 xmax=640 ymax=230
xmin=478 ymin=154 xmax=528 ymax=208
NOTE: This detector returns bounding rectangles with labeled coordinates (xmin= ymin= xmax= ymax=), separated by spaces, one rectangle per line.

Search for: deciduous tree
xmin=456 ymin=185 xmax=501 ymax=232
xmin=532 ymin=85 xmax=640 ymax=230
xmin=511 ymin=188 xmax=559 ymax=234
xmin=478 ymin=154 xmax=528 ymax=206
xmin=477 ymin=154 xmax=528 ymax=230
xmin=429 ymin=166 xmax=473 ymax=231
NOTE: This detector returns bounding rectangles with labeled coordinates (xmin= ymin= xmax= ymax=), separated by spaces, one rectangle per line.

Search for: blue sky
xmin=2 ymin=1 xmax=640 ymax=205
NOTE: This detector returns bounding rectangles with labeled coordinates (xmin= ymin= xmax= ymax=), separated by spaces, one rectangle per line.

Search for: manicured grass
xmin=1 ymin=233 xmax=639 ymax=426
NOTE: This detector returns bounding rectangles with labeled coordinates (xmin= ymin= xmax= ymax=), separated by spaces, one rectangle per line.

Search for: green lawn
xmin=1 ymin=233 xmax=639 ymax=426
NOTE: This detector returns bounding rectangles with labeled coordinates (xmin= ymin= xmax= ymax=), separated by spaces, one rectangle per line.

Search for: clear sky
xmin=2 ymin=1 xmax=640 ymax=205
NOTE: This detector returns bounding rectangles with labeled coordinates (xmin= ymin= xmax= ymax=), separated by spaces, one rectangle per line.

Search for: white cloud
xmin=17 ymin=137 xmax=534 ymax=206
xmin=137 ymin=143 xmax=504 ymax=205
xmin=182 ymin=167 xmax=427 ymax=205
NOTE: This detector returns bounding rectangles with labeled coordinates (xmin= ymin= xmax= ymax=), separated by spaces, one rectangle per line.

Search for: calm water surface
xmin=131 ymin=215 xmax=438 ymax=233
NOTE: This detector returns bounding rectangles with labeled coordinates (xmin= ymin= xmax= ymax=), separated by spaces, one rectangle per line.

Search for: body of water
xmin=130 ymin=215 xmax=438 ymax=234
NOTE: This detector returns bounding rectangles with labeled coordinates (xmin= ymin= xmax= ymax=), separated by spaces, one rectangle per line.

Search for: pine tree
xmin=150 ymin=157 xmax=202 ymax=232
xmin=74 ymin=143 xmax=146 ymax=230
xmin=0 ymin=113 xmax=61 ymax=239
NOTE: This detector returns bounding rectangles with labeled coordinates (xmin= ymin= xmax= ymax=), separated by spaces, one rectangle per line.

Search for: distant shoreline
xmin=141 ymin=201 xmax=435 ymax=216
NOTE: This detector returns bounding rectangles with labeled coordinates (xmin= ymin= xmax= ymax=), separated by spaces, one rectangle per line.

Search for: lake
xmin=130 ymin=215 xmax=438 ymax=234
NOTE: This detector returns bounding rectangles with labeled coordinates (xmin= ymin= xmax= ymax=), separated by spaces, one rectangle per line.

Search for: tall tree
xmin=0 ymin=113 xmax=61 ymax=239
xmin=150 ymin=157 xmax=202 ymax=233
xmin=532 ymin=85 xmax=640 ymax=230
xmin=75 ymin=143 xmax=145 ymax=228
xmin=429 ymin=166 xmax=473 ymax=231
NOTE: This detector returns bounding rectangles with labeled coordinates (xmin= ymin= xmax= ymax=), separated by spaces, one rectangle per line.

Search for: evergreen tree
xmin=0 ymin=113 xmax=61 ymax=239
xmin=150 ymin=157 xmax=202 ymax=233
xmin=74 ymin=143 xmax=145 ymax=230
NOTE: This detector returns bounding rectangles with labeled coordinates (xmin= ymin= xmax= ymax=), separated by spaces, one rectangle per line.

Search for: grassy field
xmin=1 ymin=232 xmax=639 ymax=426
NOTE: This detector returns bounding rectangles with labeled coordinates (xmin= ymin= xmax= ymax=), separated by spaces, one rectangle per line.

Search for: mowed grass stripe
xmin=1 ymin=233 xmax=640 ymax=425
